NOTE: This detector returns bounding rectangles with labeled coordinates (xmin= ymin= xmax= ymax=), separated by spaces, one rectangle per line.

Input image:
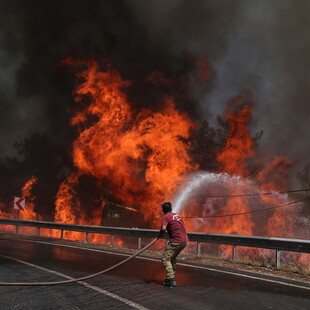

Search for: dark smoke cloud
xmin=0 ymin=0 xmax=309 ymax=197
xmin=198 ymin=0 xmax=310 ymax=186
xmin=0 ymin=0 xmax=239 ymax=156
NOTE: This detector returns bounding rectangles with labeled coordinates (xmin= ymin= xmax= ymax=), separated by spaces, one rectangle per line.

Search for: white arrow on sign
xmin=14 ymin=197 xmax=26 ymax=210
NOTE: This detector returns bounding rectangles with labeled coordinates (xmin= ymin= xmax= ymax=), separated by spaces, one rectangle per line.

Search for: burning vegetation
xmin=0 ymin=56 xmax=309 ymax=257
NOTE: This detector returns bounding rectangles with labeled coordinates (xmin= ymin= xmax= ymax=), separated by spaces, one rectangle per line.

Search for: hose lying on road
xmin=0 ymin=238 xmax=158 ymax=286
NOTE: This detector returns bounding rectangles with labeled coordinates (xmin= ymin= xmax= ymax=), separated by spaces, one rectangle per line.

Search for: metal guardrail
xmin=1 ymin=218 xmax=310 ymax=268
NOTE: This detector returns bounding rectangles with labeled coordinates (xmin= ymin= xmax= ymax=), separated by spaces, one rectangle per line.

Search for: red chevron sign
xmin=14 ymin=197 xmax=26 ymax=210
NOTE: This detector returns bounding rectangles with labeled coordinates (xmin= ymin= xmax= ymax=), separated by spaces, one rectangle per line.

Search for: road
xmin=0 ymin=236 xmax=309 ymax=310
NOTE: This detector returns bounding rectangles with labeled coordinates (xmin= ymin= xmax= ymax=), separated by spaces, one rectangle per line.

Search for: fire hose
xmin=0 ymin=237 xmax=159 ymax=286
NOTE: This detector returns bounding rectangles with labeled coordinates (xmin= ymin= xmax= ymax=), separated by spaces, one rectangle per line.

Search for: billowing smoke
xmin=201 ymin=1 xmax=310 ymax=186
xmin=0 ymin=0 xmax=309 ymax=217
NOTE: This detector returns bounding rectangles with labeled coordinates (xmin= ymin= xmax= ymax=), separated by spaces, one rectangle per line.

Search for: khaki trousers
xmin=162 ymin=242 xmax=187 ymax=279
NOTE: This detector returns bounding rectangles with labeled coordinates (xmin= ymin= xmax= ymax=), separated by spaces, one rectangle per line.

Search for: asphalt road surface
xmin=0 ymin=237 xmax=309 ymax=310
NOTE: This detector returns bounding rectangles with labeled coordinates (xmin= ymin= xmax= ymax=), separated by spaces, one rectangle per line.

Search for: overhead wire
xmin=103 ymin=189 xmax=310 ymax=216
xmin=101 ymin=188 xmax=310 ymax=220
xmin=103 ymin=199 xmax=138 ymax=212
xmin=182 ymin=197 xmax=310 ymax=219
xmin=202 ymin=188 xmax=310 ymax=199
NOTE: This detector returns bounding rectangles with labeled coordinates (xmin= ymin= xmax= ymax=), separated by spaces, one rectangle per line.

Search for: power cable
xmin=203 ymin=188 xmax=310 ymax=199
xmin=183 ymin=197 xmax=310 ymax=219
xmin=103 ymin=189 xmax=310 ymax=215
xmin=104 ymin=188 xmax=310 ymax=215
xmin=0 ymin=237 xmax=158 ymax=286
xmin=103 ymin=199 xmax=138 ymax=212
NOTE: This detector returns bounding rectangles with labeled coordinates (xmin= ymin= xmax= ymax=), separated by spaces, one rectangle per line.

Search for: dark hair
xmin=162 ymin=202 xmax=172 ymax=214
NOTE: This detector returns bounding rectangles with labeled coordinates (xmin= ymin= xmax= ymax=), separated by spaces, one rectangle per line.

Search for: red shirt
xmin=162 ymin=212 xmax=188 ymax=243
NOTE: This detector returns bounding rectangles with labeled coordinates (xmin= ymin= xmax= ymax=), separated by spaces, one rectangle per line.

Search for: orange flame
xmin=213 ymin=95 xmax=255 ymax=238
xmin=181 ymin=93 xmax=299 ymax=259
xmin=0 ymin=201 xmax=14 ymax=232
xmin=2 ymin=56 xmax=305 ymax=269
xmin=19 ymin=176 xmax=38 ymax=221
xmin=54 ymin=172 xmax=104 ymax=240
xmin=216 ymin=94 xmax=254 ymax=177
xmin=257 ymin=156 xmax=294 ymax=237
xmin=68 ymin=59 xmax=197 ymax=226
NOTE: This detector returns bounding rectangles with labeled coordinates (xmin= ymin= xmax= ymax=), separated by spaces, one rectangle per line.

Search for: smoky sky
xmin=0 ymin=0 xmax=309 ymax=187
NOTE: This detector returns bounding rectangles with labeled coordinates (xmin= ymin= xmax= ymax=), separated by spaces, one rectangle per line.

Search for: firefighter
xmin=158 ymin=202 xmax=188 ymax=287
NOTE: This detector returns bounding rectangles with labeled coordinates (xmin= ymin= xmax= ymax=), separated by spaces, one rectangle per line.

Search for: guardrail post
xmin=0 ymin=219 xmax=309 ymax=269
xmin=138 ymin=237 xmax=142 ymax=250
xmin=276 ymin=249 xmax=281 ymax=269
xmin=85 ymin=232 xmax=89 ymax=243
xmin=196 ymin=242 xmax=201 ymax=256
xmin=232 ymin=245 xmax=237 ymax=261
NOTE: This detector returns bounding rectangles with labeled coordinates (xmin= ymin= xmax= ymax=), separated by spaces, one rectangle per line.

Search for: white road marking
xmin=0 ymin=254 xmax=150 ymax=310
xmin=2 ymin=236 xmax=310 ymax=291
xmin=178 ymin=262 xmax=310 ymax=291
